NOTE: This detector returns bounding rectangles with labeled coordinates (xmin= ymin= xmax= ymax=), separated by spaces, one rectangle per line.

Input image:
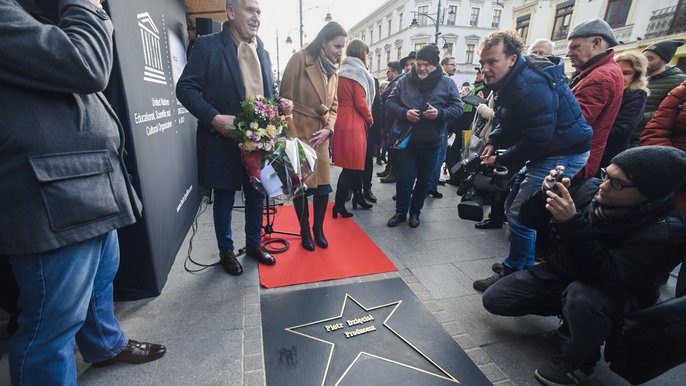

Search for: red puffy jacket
xmin=641 ymin=79 xmax=686 ymax=215
xmin=641 ymin=79 xmax=686 ymax=151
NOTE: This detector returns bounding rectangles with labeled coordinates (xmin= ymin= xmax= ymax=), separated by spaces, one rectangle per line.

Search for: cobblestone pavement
xmin=1 ymin=163 xmax=683 ymax=385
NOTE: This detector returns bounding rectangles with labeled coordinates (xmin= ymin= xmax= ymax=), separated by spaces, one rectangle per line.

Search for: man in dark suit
xmin=177 ymin=0 xmax=290 ymax=275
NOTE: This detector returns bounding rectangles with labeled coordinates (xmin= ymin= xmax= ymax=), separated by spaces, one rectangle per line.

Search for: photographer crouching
xmin=482 ymin=146 xmax=686 ymax=386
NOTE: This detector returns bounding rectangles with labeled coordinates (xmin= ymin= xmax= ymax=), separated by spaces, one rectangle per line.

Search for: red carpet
xmin=258 ymin=202 xmax=397 ymax=288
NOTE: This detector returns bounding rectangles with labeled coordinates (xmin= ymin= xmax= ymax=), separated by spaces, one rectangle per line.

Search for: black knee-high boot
xmin=313 ymin=194 xmax=329 ymax=248
xmin=293 ymin=195 xmax=314 ymax=251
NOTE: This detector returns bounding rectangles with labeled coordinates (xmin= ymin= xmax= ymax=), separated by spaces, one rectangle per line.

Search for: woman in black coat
xmin=600 ymin=52 xmax=649 ymax=170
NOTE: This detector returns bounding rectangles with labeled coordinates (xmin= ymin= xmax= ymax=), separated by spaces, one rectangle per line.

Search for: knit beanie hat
xmin=643 ymin=39 xmax=686 ymax=62
xmin=416 ymin=45 xmax=440 ymax=66
xmin=610 ymin=146 xmax=686 ymax=200
xmin=568 ymin=18 xmax=619 ymax=47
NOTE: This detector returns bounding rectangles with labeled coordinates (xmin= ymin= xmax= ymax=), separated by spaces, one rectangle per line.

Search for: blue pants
xmin=8 ymin=231 xmax=128 ymax=385
xmin=503 ymin=152 xmax=589 ymax=270
xmin=428 ymin=132 xmax=449 ymax=192
xmin=395 ymin=145 xmax=440 ymax=216
xmin=212 ymin=174 xmax=265 ymax=251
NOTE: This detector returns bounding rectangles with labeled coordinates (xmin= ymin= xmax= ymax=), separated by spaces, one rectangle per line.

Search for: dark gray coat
xmin=176 ymin=22 xmax=274 ymax=190
xmin=0 ymin=0 xmax=140 ymax=255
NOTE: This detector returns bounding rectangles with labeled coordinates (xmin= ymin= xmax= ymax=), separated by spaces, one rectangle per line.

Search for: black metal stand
xmin=261 ymin=196 xmax=299 ymax=253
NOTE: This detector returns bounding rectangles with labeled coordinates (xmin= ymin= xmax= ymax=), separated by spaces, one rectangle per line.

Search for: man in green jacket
xmin=633 ymin=39 xmax=686 ymax=145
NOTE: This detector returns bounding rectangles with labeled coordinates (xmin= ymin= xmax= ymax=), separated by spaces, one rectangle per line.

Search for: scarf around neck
xmin=230 ymin=28 xmax=263 ymax=98
xmin=589 ymin=196 xmax=674 ymax=229
xmin=338 ymin=56 xmax=376 ymax=108
xmin=318 ymin=49 xmax=338 ymax=80
xmin=410 ymin=66 xmax=443 ymax=94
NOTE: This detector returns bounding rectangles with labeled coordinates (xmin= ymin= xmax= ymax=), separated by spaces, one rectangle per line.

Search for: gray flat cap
xmin=568 ymin=18 xmax=619 ymax=47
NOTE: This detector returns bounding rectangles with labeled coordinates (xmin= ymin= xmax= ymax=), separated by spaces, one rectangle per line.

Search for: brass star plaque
xmin=261 ymin=278 xmax=492 ymax=386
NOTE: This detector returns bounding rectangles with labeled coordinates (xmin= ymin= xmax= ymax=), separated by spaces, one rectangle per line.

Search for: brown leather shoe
xmin=91 ymin=339 xmax=166 ymax=368
xmin=245 ymin=245 xmax=276 ymax=265
xmin=220 ymin=250 xmax=243 ymax=275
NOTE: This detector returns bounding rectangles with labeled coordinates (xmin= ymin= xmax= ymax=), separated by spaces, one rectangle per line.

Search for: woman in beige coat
xmin=280 ymin=21 xmax=346 ymax=251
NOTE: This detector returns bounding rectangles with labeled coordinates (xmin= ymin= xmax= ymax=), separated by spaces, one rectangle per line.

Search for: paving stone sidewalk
xmin=1 ymin=164 xmax=683 ymax=385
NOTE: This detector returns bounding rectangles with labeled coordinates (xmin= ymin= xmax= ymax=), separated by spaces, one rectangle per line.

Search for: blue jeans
xmin=503 ymin=151 xmax=590 ymax=271
xmin=213 ymin=174 xmax=264 ymax=251
xmin=8 ymin=231 xmax=128 ymax=386
xmin=395 ymin=145 xmax=440 ymax=216
xmin=428 ymin=132 xmax=449 ymax=191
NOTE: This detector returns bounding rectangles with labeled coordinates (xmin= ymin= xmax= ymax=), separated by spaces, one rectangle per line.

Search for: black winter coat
xmin=524 ymin=179 xmax=686 ymax=307
xmin=177 ymin=22 xmax=274 ymax=190
xmin=600 ymin=88 xmax=647 ymax=170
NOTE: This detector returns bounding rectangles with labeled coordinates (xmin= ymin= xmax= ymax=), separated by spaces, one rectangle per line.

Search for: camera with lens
xmin=457 ymin=152 xmax=510 ymax=222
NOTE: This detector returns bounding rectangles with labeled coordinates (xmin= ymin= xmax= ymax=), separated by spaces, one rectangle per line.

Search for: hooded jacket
xmin=487 ymin=55 xmax=592 ymax=168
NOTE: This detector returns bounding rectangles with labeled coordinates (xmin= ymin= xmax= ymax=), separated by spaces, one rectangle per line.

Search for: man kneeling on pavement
xmin=482 ymin=146 xmax=686 ymax=386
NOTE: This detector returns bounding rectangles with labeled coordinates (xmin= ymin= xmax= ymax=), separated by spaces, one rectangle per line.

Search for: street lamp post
xmin=275 ymin=30 xmax=281 ymax=84
xmin=410 ymin=0 xmax=453 ymax=45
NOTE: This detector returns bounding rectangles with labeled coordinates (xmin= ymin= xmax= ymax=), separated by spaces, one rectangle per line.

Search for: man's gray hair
xmin=587 ymin=36 xmax=610 ymax=50
xmin=528 ymin=38 xmax=553 ymax=55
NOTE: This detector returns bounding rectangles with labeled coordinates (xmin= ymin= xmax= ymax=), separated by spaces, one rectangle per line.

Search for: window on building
xmin=399 ymin=12 xmax=403 ymax=30
xmin=551 ymin=1 xmax=574 ymax=41
xmin=418 ymin=5 xmax=429 ymax=25
xmin=388 ymin=18 xmax=393 ymax=36
xmin=605 ymin=0 xmax=632 ymax=28
xmin=516 ymin=14 xmax=531 ymax=41
xmin=362 ymin=32 xmax=366 ymax=42
xmin=414 ymin=42 xmax=426 ymax=52
xmin=470 ymin=7 xmax=480 ymax=27
xmin=443 ymin=43 xmax=454 ymax=57
xmin=386 ymin=50 xmax=391 ymax=66
xmin=492 ymin=9 xmax=502 ymax=28
xmin=378 ymin=24 xmax=382 ymax=40
xmin=377 ymin=54 xmax=381 ymax=72
xmin=397 ymin=46 xmax=402 ymax=60
xmin=466 ymin=43 xmax=475 ymax=64
xmin=370 ymin=28 xmax=374 ymax=43
xmin=448 ymin=6 xmax=457 ymax=25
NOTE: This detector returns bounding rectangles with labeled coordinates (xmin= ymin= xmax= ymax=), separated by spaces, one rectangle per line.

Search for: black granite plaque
xmin=261 ymin=278 xmax=492 ymax=385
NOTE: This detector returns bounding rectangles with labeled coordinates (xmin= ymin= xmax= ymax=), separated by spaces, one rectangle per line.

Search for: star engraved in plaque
xmin=285 ymin=294 xmax=460 ymax=385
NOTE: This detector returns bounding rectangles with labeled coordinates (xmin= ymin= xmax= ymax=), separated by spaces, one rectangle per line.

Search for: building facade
xmin=349 ymin=0 xmax=510 ymax=86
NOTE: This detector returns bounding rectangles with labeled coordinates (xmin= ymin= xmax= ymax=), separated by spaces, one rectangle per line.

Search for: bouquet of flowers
xmin=231 ymin=96 xmax=316 ymax=198
xmin=230 ymin=96 xmax=287 ymax=191
xmin=232 ymin=96 xmax=287 ymax=152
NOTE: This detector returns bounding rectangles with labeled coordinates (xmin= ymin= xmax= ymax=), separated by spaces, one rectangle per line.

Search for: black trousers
xmin=482 ymin=265 xmax=636 ymax=367
xmin=362 ymin=152 xmax=373 ymax=190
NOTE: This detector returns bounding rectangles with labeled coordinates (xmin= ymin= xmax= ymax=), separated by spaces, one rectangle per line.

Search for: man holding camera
xmin=385 ymin=44 xmax=462 ymax=228
xmin=482 ymin=146 xmax=686 ymax=385
xmin=473 ymin=31 xmax=592 ymax=291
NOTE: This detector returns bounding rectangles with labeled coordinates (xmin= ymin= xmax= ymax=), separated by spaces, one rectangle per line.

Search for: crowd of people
xmin=2 ymin=0 xmax=686 ymax=385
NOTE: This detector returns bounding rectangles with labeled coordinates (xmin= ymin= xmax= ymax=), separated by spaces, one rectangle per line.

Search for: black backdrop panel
xmin=105 ymin=0 xmax=201 ymax=300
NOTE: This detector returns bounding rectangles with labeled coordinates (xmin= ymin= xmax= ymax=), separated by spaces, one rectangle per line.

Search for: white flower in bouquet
xmin=266 ymin=124 xmax=277 ymax=138
xmin=249 ymin=122 xmax=259 ymax=130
